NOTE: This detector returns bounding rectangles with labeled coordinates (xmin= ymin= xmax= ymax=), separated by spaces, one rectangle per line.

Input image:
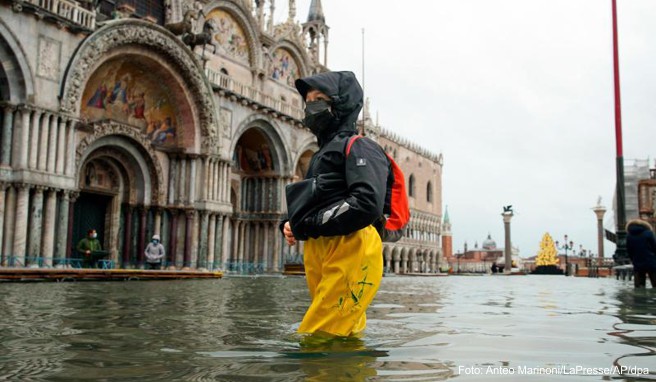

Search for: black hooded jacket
xmin=626 ymin=219 xmax=656 ymax=272
xmin=284 ymin=71 xmax=389 ymax=240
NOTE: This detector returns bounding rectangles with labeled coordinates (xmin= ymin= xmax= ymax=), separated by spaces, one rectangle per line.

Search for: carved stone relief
xmin=36 ymin=35 xmax=61 ymax=81
xmin=220 ymin=107 xmax=232 ymax=140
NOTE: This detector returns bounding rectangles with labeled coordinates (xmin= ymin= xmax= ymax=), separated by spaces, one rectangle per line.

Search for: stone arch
xmin=75 ymin=121 xmax=165 ymax=206
xmin=203 ymin=1 xmax=261 ymax=68
xmin=0 ymin=20 xmax=35 ymax=102
xmin=231 ymin=115 xmax=291 ymax=175
xmin=60 ymin=19 xmax=219 ymax=151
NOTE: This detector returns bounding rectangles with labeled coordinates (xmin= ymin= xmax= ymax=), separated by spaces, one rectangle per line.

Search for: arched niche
xmin=60 ymin=19 xmax=219 ymax=152
xmin=80 ymin=54 xmax=195 ymax=149
xmin=233 ymin=128 xmax=276 ymax=175
xmin=205 ymin=8 xmax=252 ymax=66
xmin=268 ymin=48 xmax=301 ymax=88
xmin=231 ymin=116 xmax=291 ymax=175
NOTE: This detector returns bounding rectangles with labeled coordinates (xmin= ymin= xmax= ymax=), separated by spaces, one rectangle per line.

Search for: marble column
xmin=222 ymin=163 xmax=229 ymax=202
xmin=502 ymin=212 xmax=513 ymax=274
xmin=122 ymin=205 xmax=133 ymax=268
xmin=178 ymin=158 xmax=186 ymax=204
xmin=207 ymin=214 xmax=216 ymax=270
xmin=0 ymin=106 xmax=14 ymax=166
xmin=386 ymin=250 xmax=392 ymax=273
xmin=198 ymin=211 xmax=209 ymax=269
xmin=10 ymin=109 xmax=21 ymax=168
xmin=201 ymin=157 xmax=209 ymax=201
xmin=262 ymin=223 xmax=269 ymax=270
xmin=272 ymin=222 xmax=281 ymax=272
xmin=65 ymin=193 xmax=78 ymax=262
xmin=28 ymin=110 xmax=41 ymax=170
xmin=2 ymin=186 xmax=16 ymax=265
xmin=27 ymin=186 xmax=45 ymax=266
xmin=55 ymin=192 xmax=70 ymax=266
xmin=65 ymin=120 xmax=76 ymax=176
xmin=46 ymin=115 xmax=58 ymax=172
xmin=238 ymin=222 xmax=246 ymax=266
xmin=209 ymin=159 xmax=216 ymax=201
xmin=153 ymin=208 xmax=162 ymax=236
xmin=231 ymin=220 xmax=239 ymax=265
xmin=254 ymin=223 xmax=261 ymax=266
xmin=13 ymin=184 xmax=30 ymax=266
xmin=215 ymin=215 xmax=225 ymax=269
xmin=41 ymin=189 xmax=57 ymax=267
xmin=0 ymin=184 xmax=5 ymax=265
xmin=189 ymin=157 xmax=197 ymax=204
xmin=56 ymin=118 xmax=67 ymax=173
xmin=168 ymin=210 xmax=178 ymax=269
xmin=37 ymin=114 xmax=50 ymax=171
xmin=183 ymin=210 xmax=194 ymax=268
xmin=137 ymin=207 xmax=147 ymax=267
xmin=16 ymin=107 xmax=31 ymax=169
xmin=168 ymin=157 xmax=177 ymax=205
xmin=218 ymin=162 xmax=224 ymax=202
xmin=220 ymin=216 xmax=228 ymax=269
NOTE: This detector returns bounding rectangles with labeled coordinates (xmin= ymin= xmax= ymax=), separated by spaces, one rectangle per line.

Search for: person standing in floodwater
xmin=281 ymin=71 xmax=388 ymax=337
xmin=626 ymin=219 xmax=656 ymax=288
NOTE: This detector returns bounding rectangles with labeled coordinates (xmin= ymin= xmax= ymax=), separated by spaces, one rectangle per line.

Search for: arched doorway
xmin=229 ymin=125 xmax=287 ymax=273
xmin=74 ymin=134 xmax=160 ymax=268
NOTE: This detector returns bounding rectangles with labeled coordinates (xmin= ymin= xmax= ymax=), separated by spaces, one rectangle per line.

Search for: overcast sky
xmin=280 ymin=0 xmax=656 ymax=259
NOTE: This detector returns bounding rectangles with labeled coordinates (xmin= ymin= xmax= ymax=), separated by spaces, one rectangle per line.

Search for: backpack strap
xmin=345 ymin=135 xmax=362 ymax=157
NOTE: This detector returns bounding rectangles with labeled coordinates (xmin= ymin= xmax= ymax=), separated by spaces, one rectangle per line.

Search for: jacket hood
xmin=627 ymin=219 xmax=654 ymax=234
xmin=295 ymin=71 xmax=363 ymax=140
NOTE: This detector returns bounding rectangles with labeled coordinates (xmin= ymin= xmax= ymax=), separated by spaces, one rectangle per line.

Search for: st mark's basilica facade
xmin=0 ymin=0 xmax=444 ymax=273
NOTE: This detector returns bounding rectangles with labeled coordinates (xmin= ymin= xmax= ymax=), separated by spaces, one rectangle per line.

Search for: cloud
xmin=290 ymin=0 xmax=655 ymax=258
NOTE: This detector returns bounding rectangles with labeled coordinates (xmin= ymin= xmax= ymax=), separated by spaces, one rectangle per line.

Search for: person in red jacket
xmin=282 ymin=71 xmax=389 ymax=337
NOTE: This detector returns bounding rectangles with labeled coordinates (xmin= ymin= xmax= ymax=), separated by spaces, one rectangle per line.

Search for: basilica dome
xmin=482 ymin=234 xmax=497 ymax=250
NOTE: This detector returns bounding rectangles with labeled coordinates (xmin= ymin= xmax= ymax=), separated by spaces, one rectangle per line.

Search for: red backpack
xmin=346 ymin=135 xmax=411 ymax=242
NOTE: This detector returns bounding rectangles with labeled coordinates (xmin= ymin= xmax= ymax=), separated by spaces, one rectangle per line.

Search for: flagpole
xmin=611 ymin=0 xmax=628 ymax=264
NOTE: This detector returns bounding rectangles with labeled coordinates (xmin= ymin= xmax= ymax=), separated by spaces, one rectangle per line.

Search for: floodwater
xmin=0 ymin=275 xmax=654 ymax=381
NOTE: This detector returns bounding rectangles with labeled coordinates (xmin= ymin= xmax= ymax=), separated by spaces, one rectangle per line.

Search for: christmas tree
xmin=536 ymin=233 xmax=558 ymax=266
xmin=532 ymin=232 xmax=563 ymax=274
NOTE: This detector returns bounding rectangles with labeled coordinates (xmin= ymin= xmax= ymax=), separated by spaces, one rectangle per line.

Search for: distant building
xmin=449 ymin=234 xmax=503 ymax=273
xmin=611 ymin=159 xmax=651 ymax=229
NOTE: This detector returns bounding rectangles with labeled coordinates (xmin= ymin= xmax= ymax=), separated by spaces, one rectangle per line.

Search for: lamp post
xmin=555 ymin=235 xmax=574 ymax=276
xmin=578 ymin=245 xmax=589 ymax=277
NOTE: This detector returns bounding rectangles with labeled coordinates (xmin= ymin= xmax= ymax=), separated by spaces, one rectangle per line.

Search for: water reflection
xmin=0 ymin=276 xmax=654 ymax=380
xmin=611 ymin=287 xmax=656 ymax=376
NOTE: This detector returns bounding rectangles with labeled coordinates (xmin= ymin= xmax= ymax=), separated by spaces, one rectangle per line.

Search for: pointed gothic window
xmin=409 ymin=174 xmax=415 ymax=198
xmin=427 ymin=181 xmax=433 ymax=203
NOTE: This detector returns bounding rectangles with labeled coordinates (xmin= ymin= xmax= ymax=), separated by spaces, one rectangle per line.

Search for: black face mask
xmin=303 ymin=100 xmax=336 ymax=136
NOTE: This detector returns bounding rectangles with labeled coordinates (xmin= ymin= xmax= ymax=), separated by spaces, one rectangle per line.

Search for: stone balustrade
xmin=205 ymin=68 xmax=303 ymax=121
xmin=26 ymin=0 xmax=95 ymax=29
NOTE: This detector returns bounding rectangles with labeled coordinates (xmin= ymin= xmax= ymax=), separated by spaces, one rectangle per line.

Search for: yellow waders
xmin=298 ymin=225 xmax=383 ymax=337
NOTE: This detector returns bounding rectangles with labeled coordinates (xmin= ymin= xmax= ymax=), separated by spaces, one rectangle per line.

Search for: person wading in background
xmin=626 ymin=219 xmax=656 ymax=288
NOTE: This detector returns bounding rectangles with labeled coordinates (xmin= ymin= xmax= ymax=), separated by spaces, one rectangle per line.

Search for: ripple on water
xmin=0 ymin=276 xmax=655 ymax=381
